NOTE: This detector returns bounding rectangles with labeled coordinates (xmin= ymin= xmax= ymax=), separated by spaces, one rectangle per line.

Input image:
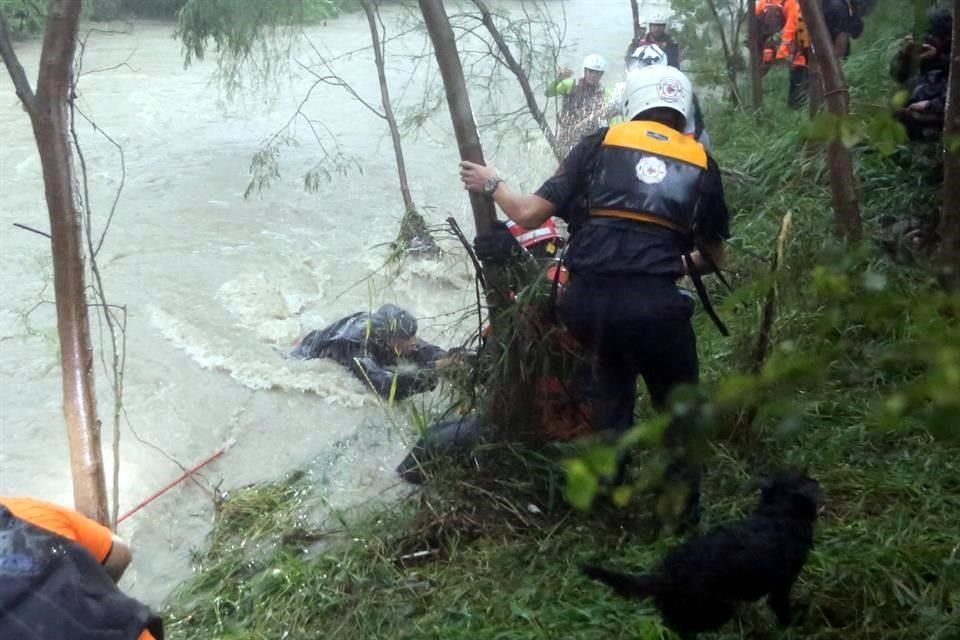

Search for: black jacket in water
xmin=0 ymin=505 xmax=163 ymax=640
xmin=291 ymin=304 xmax=447 ymax=400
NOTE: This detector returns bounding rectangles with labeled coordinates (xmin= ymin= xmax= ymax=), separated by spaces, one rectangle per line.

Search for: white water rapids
xmin=0 ymin=0 xmax=669 ymax=605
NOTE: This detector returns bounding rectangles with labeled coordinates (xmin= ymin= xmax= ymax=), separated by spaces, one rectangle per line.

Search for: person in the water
xmin=291 ymin=303 xmax=449 ymax=401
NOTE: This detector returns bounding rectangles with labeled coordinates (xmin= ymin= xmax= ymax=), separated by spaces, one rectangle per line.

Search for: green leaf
xmin=620 ymin=414 xmax=672 ymax=448
xmin=840 ymin=119 xmax=863 ymax=148
xmin=582 ymin=445 xmax=619 ymax=478
xmin=611 ymin=485 xmax=633 ymax=508
xmin=946 ymin=134 xmax=960 ymax=156
xmin=509 ymin=602 xmax=536 ymax=623
xmin=563 ymin=459 xmax=598 ymax=511
xmin=869 ymin=113 xmax=908 ymax=156
xmin=891 ymin=90 xmax=909 ymax=110
xmin=804 ymin=112 xmax=840 ymax=142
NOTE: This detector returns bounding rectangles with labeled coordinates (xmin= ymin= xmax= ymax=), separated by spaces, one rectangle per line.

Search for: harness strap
xmin=590 ymin=208 xmax=690 ymax=234
xmin=683 ymin=253 xmax=730 ymax=336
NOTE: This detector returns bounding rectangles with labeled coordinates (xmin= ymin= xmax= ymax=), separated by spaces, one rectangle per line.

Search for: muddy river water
xmin=0 ymin=0 xmax=669 ymax=605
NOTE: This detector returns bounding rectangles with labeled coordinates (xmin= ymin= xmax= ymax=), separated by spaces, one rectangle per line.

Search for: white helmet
xmin=582 ymin=54 xmax=607 ymax=73
xmin=628 ymin=44 xmax=668 ymax=71
xmin=622 ymin=64 xmax=693 ymax=126
xmin=648 ymin=11 xmax=669 ymax=25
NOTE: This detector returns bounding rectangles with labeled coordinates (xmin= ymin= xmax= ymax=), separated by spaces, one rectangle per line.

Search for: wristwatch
xmin=482 ymin=176 xmax=504 ymax=197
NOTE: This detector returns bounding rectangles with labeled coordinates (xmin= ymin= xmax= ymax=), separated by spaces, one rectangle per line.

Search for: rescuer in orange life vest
xmin=771 ymin=0 xmax=813 ymax=109
xmin=459 ymin=64 xmax=732 ymax=526
xmin=755 ymin=0 xmax=790 ymax=72
xmin=772 ymin=0 xmax=863 ymax=108
xmin=0 ymin=496 xmax=164 ymax=640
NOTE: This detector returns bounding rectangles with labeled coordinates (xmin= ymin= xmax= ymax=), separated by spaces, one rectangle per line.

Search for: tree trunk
xmin=748 ymin=0 xmax=763 ymax=107
xmin=361 ymin=0 xmax=413 ymax=211
xmin=470 ymin=0 xmax=562 ymax=161
xmin=798 ymin=0 xmax=862 ymax=243
xmin=0 ymin=2 xmax=108 ymax=523
xmin=939 ymin=0 xmax=960 ymax=288
xmin=418 ymin=0 xmax=497 ymax=235
xmin=808 ymin=48 xmax=823 ymax=116
xmin=705 ymin=0 xmax=741 ymax=107
xmin=629 ymin=0 xmax=641 ymax=40
xmin=418 ymin=0 xmax=532 ymax=436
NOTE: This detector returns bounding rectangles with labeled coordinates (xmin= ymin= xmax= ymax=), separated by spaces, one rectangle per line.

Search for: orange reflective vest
xmin=776 ymin=0 xmax=809 ymax=65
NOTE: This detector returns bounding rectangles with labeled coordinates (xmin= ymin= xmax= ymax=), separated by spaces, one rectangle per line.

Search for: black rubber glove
xmin=473 ymin=221 xmax=522 ymax=264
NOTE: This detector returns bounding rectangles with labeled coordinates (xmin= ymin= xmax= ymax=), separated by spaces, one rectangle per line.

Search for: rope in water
xmin=117 ymin=446 xmax=227 ymax=524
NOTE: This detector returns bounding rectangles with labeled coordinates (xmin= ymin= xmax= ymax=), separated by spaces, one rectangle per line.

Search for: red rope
xmin=117 ymin=447 xmax=226 ymax=524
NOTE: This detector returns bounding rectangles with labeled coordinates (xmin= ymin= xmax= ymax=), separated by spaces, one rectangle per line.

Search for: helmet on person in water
xmin=622 ymin=64 xmax=693 ymax=126
xmin=582 ymin=54 xmax=607 ymax=73
xmin=369 ymin=304 xmax=418 ymax=341
xmin=627 ymin=44 xmax=668 ymax=72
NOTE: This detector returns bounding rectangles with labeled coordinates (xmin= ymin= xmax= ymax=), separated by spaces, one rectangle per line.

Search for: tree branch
xmin=0 ymin=12 xmax=37 ymax=112
xmin=470 ymin=0 xmax=560 ymax=160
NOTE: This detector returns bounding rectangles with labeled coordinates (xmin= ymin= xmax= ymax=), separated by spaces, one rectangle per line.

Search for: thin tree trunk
xmin=748 ymin=0 xmax=762 ymax=107
xmin=798 ymin=0 xmax=862 ymax=243
xmin=705 ymin=0 xmax=742 ymax=107
xmin=470 ymin=0 xmax=562 ymax=161
xmin=629 ymin=0 xmax=641 ymax=40
xmin=808 ymin=48 xmax=823 ymax=116
xmin=939 ymin=0 xmax=960 ymax=288
xmin=0 ymin=2 xmax=108 ymax=523
xmin=418 ymin=0 xmax=533 ymax=436
xmin=361 ymin=0 xmax=413 ymax=211
xmin=418 ymin=0 xmax=496 ymax=236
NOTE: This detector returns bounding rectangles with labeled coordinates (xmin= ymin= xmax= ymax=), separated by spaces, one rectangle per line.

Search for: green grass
xmin=164 ymin=0 xmax=959 ymax=637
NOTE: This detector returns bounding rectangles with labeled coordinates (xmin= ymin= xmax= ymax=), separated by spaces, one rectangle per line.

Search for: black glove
xmin=473 ymin=221 xmax=522 ymax=263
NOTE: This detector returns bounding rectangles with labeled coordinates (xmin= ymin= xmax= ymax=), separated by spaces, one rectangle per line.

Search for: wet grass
xmin=164 ymin=1 xmax=959 ymax=637
xmin=164 ymin=420 xmax=959 ymax=639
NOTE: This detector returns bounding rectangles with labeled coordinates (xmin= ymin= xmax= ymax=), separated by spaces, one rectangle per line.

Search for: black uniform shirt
xmin=535 ymin=127 xmax=730 ymax=278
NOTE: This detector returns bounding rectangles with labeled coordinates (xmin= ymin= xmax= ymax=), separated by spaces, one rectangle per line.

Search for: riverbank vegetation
xmin=161 ymin=1 xmax=960 ymax=637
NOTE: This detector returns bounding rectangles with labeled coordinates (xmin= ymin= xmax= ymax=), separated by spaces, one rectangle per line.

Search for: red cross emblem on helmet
xmin=657 ymin=77 xmax=684 ymax=102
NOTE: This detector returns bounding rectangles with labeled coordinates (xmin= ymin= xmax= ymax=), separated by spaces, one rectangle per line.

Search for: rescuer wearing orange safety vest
xmin=771 ymin=0 xmax=812 ymax=109
xmin=755 ymin=0 xmax=789 ymax=72
xmin=459 ymin=65 xmax=732 ymax=526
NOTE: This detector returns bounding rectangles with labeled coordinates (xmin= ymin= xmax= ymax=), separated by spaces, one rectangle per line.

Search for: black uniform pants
xmin=558 ymin=272 xmax=702 ymax=517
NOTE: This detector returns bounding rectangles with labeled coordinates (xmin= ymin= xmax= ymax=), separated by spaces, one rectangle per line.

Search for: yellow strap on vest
xmin=603 ymin=121 xmax=708 ymax=168
xmin=591 ymin=208 xmax=690 ymax=234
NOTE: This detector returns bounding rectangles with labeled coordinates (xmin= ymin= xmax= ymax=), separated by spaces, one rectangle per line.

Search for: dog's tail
xmin=581 ymin=564 xmax=662 ymax=600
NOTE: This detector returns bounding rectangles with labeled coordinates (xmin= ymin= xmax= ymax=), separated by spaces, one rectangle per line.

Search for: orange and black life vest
xmin=588 ymin=120 xmax=707 ymax=234
xmin=585 ymin=120 xmax=730 ymax=335
xmin=0 ymin=506 xmax=164 ymax=640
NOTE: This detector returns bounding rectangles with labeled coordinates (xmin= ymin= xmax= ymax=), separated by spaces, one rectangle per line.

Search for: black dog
xmin=583 ymin=472 xmax=820 ymax=639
